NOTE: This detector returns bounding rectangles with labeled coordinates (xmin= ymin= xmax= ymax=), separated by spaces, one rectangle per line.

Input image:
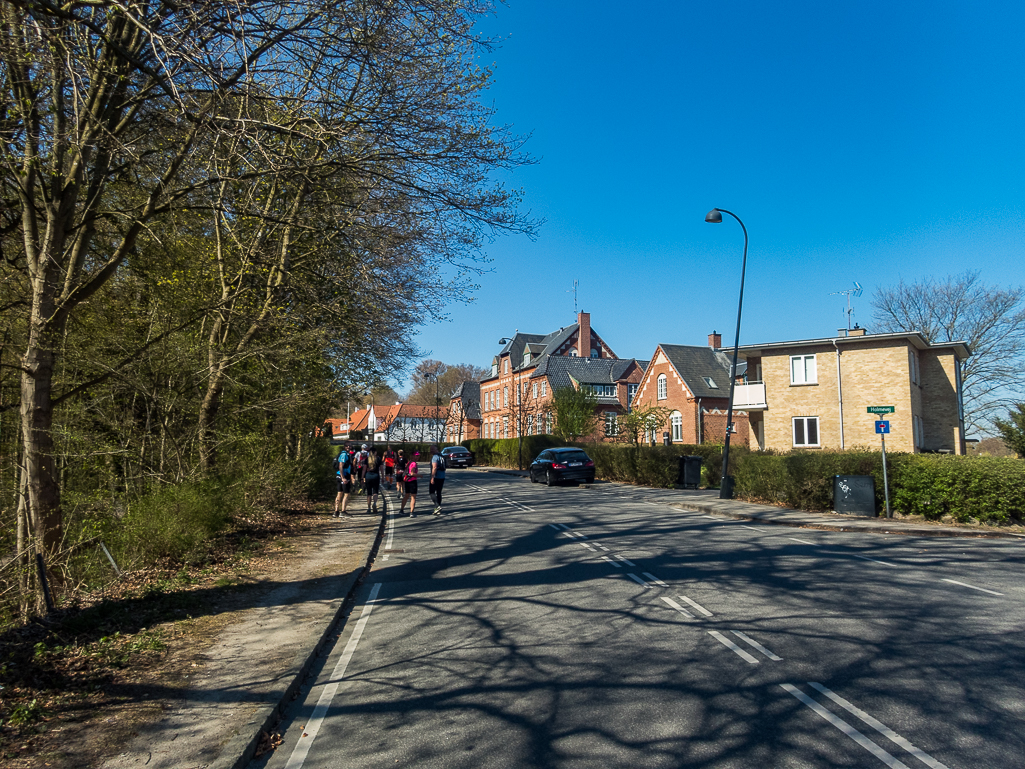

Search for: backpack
xmin=434 ymin=454 xmax=446 ymax=472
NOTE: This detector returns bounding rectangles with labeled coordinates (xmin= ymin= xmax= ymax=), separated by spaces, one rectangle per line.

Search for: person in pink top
xmin=399 ymin=452 xmax=420 ymax=517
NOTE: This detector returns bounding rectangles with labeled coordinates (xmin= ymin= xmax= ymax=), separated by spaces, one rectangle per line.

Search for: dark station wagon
xmin=529 ymin=448 xmax=596 ymax=486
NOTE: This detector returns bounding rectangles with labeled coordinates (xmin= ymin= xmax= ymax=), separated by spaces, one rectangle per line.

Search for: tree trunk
xmin=20 ymin=339 xmax=62 ymax=559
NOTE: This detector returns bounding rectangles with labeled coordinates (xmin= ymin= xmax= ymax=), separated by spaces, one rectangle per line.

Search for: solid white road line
xmin=679 ymin=595 xmax=713 ymax=617
xmin=627 ymin=573 xmax=651 ymax=588
xmin=808 ymin=683 xmax=950 ymax=769
xmin=703 ymin=516 xmax=719 ymax=520
xmin=601 ymin=556 xmax=623 ymax=568
xmin=284 ymin=583 xmax=383 ymax=769
xmin=789 ymin=537 xmax=815 ymax=545
xmin=780 ymin=684 xmax=911 ymax=769
xmin=660 ymin=596 xmax=695 ymax=618
xmin=731 ymin=630 xmax=782 ymax=661
xmin=642 ymin=572 xmax=668 ymax=587
xmin=708 ymin=631 xmax=759 ymax=664
xmin=941 ymin=578 xmax=1003 ymax=596
xmin=616 ymin=555 xmax=636 ymax=566
xmin=741 ymin=525 xmax=760 ymax=532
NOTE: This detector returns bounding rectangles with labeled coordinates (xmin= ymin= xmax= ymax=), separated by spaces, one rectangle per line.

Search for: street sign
xmin=875 ymin=420 xmax=890 ymax=434
xmin=867 ymin=406 xmax=895 ymax=414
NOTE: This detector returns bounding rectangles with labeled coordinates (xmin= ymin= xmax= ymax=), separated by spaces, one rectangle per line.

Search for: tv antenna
xmin=829 ymin=281 xmax=863 ymax=331
xmin=567 ymin=279 xmax=579 ymax=315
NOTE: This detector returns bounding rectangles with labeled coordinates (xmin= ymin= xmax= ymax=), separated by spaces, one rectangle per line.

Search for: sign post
xmin=869 ymin=407 xmax=895 ymax=518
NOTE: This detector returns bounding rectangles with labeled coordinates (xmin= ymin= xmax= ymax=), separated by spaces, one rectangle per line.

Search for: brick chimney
xmin=708 ymin=330 xmax=722 ymax=349
xmin=848 ymin=325 xmax=867 ymax=337
xmin=577 ymin=311 xmax=592 ymax=358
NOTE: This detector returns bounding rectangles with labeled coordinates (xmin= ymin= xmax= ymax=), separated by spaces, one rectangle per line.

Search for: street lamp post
xmin=705 ymin=207 xmax=749 ymax=500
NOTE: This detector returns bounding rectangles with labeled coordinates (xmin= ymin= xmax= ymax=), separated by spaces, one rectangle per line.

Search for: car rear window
xmin=554 ymin=450 xmax=590 ymax=462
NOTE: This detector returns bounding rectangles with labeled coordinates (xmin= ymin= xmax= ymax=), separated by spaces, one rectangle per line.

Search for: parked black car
xmin=441 ymin=446 xmax=474 ymax=468
xmin=529 ymin=448 xmax=595 ymax=486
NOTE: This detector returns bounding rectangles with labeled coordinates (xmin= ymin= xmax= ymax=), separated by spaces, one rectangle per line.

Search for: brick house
xmin=447 ymin=380 xmax=481 ymax=442
xmin=630 ymin=333 xmax=749 ymax=445
xmin=374 ymin=404 xmax=447 ymax=443
xmin=734 ymin=328 xmax=970 ymax=453
xmin=469 ymin=311 xmax=647 ymax=442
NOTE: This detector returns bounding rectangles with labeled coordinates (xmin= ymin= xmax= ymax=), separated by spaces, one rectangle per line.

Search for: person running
xmin=395 ymin=449 xmax=407 ymax=499
xmin=355 ymin=443 xmax=370 ymax=495
xmin=365 ymin=447 xmax=383 ymax=514
xmin=333 ymin=444 xmax=353 ymax=517
xmin=429 ymin=444 xmax=446 ymax=515
xmin=384 ymin=447 xmax=396 ymax=490
xmin=399 ymin=451 xmax=419 ymax=517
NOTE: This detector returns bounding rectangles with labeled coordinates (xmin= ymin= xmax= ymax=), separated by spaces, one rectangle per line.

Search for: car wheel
xmin=546 ymin=470 xmax=556 ymax=487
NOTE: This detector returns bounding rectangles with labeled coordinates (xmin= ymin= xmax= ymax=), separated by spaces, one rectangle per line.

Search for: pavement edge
xmin=209 ymin=500 xmax=390 ymax=769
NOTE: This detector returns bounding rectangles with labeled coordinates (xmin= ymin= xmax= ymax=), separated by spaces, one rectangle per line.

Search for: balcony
xmin=731 ymin=382 xmax=767 ymax=410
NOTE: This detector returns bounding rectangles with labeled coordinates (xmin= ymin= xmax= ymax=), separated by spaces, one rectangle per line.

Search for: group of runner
xmin=333 ymin=443 xmax=446 ymax=518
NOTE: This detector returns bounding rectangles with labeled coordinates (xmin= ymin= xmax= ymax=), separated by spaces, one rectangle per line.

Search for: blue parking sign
xmin=875 ymin=420 xmax=890 ymax=434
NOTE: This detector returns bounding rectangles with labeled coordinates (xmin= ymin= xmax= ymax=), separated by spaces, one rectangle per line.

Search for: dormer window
xmin=523 ymin=353 xmax=531 ymax=366
xmin=504 ymin=360 xmax=509 ymax=374
xmin=491 ymin=363 xmax=498 ymax=376
xmin=590 ymin=349 xmax=599 ymax=358
xmin=568 ymin=350 xmax=578 ymax=357
xmin=703 ymin=376 xmax=718 ymax=389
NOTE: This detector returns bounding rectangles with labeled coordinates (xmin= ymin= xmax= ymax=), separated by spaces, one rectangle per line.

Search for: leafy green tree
xmin=551 ymin=386 xmax=600 ymax=441
xmin=617 ymin=406 xmax=672 ymax=446
xmin=994 ymin=404 xmax=1025 ymax=458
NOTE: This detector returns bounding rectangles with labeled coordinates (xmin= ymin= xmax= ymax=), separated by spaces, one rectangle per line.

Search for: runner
xmin=399 ymin=451 xmax=419 ymax=517
xmin=429 ymin=444 xmax=446 ymax=515
xmin=384 ymin=447 xmax=396 ymax=490
xmin=395 ymin=449 xmax=407 ymax=499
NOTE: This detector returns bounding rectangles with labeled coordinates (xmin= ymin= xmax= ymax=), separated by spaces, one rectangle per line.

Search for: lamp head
xmin=705 ymin=208 xmax=723 ymax=224
xmin=498 ymin=337 xmax=512 ymax=345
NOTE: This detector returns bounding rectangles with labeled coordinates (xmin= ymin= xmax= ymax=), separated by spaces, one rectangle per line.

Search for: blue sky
xmin=397 ymin=0 xmax=1025 ymax=392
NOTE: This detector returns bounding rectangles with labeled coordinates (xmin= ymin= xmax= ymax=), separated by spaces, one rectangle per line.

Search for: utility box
xmin=676 ymin=456 xmax=702 ymax=489
xmin=663 ymin=432 xmax=671 ymax=446
xmin=833 ymin=475 xmax=876 ymax=517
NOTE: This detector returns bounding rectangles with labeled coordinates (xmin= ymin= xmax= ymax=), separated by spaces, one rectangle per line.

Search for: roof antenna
xmin=829 ymin=281 xmax=863 ymax=331
xmin=567 ymin=279 xmax=578 ymax=315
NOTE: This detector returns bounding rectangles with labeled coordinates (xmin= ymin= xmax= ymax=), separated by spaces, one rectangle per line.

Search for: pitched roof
xmin=348 ymin=408 xmax=371 ymax=432
xmin=531 ymin=356 xmax=641 ymax=405
xmin=452 ymin=380 xmax=481 ymax=419
xmin=657 ymin=344 xmax=733 ymax=399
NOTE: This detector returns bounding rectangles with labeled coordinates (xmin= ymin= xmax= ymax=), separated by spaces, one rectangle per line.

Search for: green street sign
xmin=867 ymin=406 xmax=895 ymax=414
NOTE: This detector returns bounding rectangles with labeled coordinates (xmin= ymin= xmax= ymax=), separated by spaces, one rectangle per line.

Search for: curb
xmin=209 ymin=498 xmax=390 ymax=769
xmin=667 ymin=499 xmax=1025 ymax=540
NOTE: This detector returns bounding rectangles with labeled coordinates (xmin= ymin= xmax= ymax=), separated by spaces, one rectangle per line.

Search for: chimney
xmin=577 ymin=311 xmax=592 ymax=358
xmin=708 ymin=331 xmax=722 ymax=349
xmin=837 ymin=328 xmax=848 ymax=337
xmin=848 ymin=324 xmax=867 ymax=337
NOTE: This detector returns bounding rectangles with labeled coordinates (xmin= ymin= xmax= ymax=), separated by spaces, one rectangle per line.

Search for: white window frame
xmin=504 ymin=359 xmax=509 ymax=374
xmin=790 ymin=354 xmax=817 ymax=385
xmin=657 ymin=374 xmax=668 ymax=400
xmin=503 ymin=416 xmax=509 ymax=439
xmin=628 ymin=383 xmax=639 ymax=403
xmin=671 ymin=411 xmax=682 ymax=442
xmin=604 ymin=411 xmax=618 ymax=436
xmin=503 ymin=387 xmax=508 ymax=407
xmin=792 ymin=416 xmax=820 ymax=447
xmin=532 ymin=382 xmax=538 ymax=399
xmin=541 ymin=381 xmax=547 ymax=397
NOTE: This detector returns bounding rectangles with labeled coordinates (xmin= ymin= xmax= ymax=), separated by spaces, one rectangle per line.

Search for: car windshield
xmin=553 ymin=450 xmax=590 ymax=462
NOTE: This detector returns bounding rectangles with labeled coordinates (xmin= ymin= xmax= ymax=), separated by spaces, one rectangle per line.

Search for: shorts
xmin=365 ymin=476 xmax=380 ymax=495
xmin=337 ymin=477 xmax=352 ymax=493
xmin=385 ymin=466 xmax=394 ymax=478
xmin=404 ymin=480 xmax=418 ymax=496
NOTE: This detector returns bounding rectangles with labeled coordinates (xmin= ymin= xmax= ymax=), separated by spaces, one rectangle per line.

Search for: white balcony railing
xmin=731 ymin=382 xmax=767 ymax=410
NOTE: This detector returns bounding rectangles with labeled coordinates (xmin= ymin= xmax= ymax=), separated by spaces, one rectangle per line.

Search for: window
xmin=516 ymin=383 xmax=520 ymax=404
xmin=568 ymin=349 xmax=578 ymax=357
xmin=541 ymin=381 xmax=547 ymax=397
xmin=504 ymin=360 xmax=509 ymax=374
xmin=671 ymin=411 xmax=682 ymax=442
xmin=523 ymin=353 xmax=531 ymax=366
xmin=503 ymin=416 xmax=509 ymax=438
xmin=527 ymin=414 xmax=534 ymax=435
xmin=604 ymin=411 xmax=619 ymax=436
xmin=793 ymin=416 xmax=820 ymax=447
xmin=628 ymin=383 xmax=639 ymax=403
xmin=532 ymin=382 xmax=538 ymax=399
xmin=545 ymin=412 xmax=553 ymax=433
xmin=492 ymin=363 xmax=498 ymax=377
xmin=657 ymin=374 xmax=668 ymax=400
xmin=702 ymin=376 xmax=718 ymax=389
xmin=503 ymin=387 xmax=508 ymax=407
xmin=790 ymin=355 xmax=817 ymax=385
xmin=910 ymin=350 xmax=920 ymax=385
xmin=586 ymin=384 xmax=616 ymax=397
xmin=591 ymin=349 xmax=599 ymax=358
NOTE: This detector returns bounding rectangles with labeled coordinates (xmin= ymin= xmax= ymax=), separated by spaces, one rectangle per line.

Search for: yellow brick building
xmin=733 ymin=329 xmax=970 ymax=454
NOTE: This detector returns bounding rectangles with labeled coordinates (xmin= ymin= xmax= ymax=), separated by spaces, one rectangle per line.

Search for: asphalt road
xmin=254 ymin=472 xmax=1025 ymax=769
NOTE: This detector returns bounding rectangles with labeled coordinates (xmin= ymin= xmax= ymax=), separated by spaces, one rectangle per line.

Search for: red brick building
xmin=631 ymin=333 xmax=750 ymax=445
xmin=462 ymin=311 xmax=647 ymax=442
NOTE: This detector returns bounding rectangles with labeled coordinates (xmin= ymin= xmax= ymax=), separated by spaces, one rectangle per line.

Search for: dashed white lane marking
xmin=708 ymin=631 xmax=759 ymax=664
xmin=602 ymin=556 xmax=623 ymax=568
xmin=579 ymin=542 xmax=596 ymax=551
xmin=616 ymin=555 xmax=636 ymax=566
xmin=849 ymin=553 xmax=897 ymax=566
xmin=808 ymin=683 xmax=950 ymax=769
xmin=549 ymin=524 xmax=561 ymax=530
xmin=557 ymin=524 xmax=571 ymax=530
xmin=642 ymin=572 xmax=668 ymax=587
xmin=596 ymin=544 xmax=610 ymax=552
xmin=780 ymin=684 xmax=911 ymax=769
xmin=732 ymin=631 xmax=782 ymax=661
xmin=284 ymin=583 xmax=382 ymax=769
xmin=789 ymin=537 xmax=815 ymax=545
xmin=660 ymin=596 xmax=694 ymax=618
xmin=941 ymin=578 xmax=1003 ymax=596
xmin=741 ymin=525 xmax=760 ymax=532
xmin=679 ymin=596 xmax=713 ymax=616
xmin=627 ymin=573 xmax=651 ymax=588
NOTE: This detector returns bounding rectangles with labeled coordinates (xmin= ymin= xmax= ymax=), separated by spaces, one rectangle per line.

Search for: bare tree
xmin=1 ymin=0 xmax=535 ymax=560
xmin=872 ymin=271 xmax=1025 ymax=432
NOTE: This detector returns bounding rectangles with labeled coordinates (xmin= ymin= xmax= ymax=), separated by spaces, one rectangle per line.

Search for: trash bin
xmin=676 ymin=455 xmax=702 ymax=489
xmin=833 ymin=475 xmax=876 ymax=516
